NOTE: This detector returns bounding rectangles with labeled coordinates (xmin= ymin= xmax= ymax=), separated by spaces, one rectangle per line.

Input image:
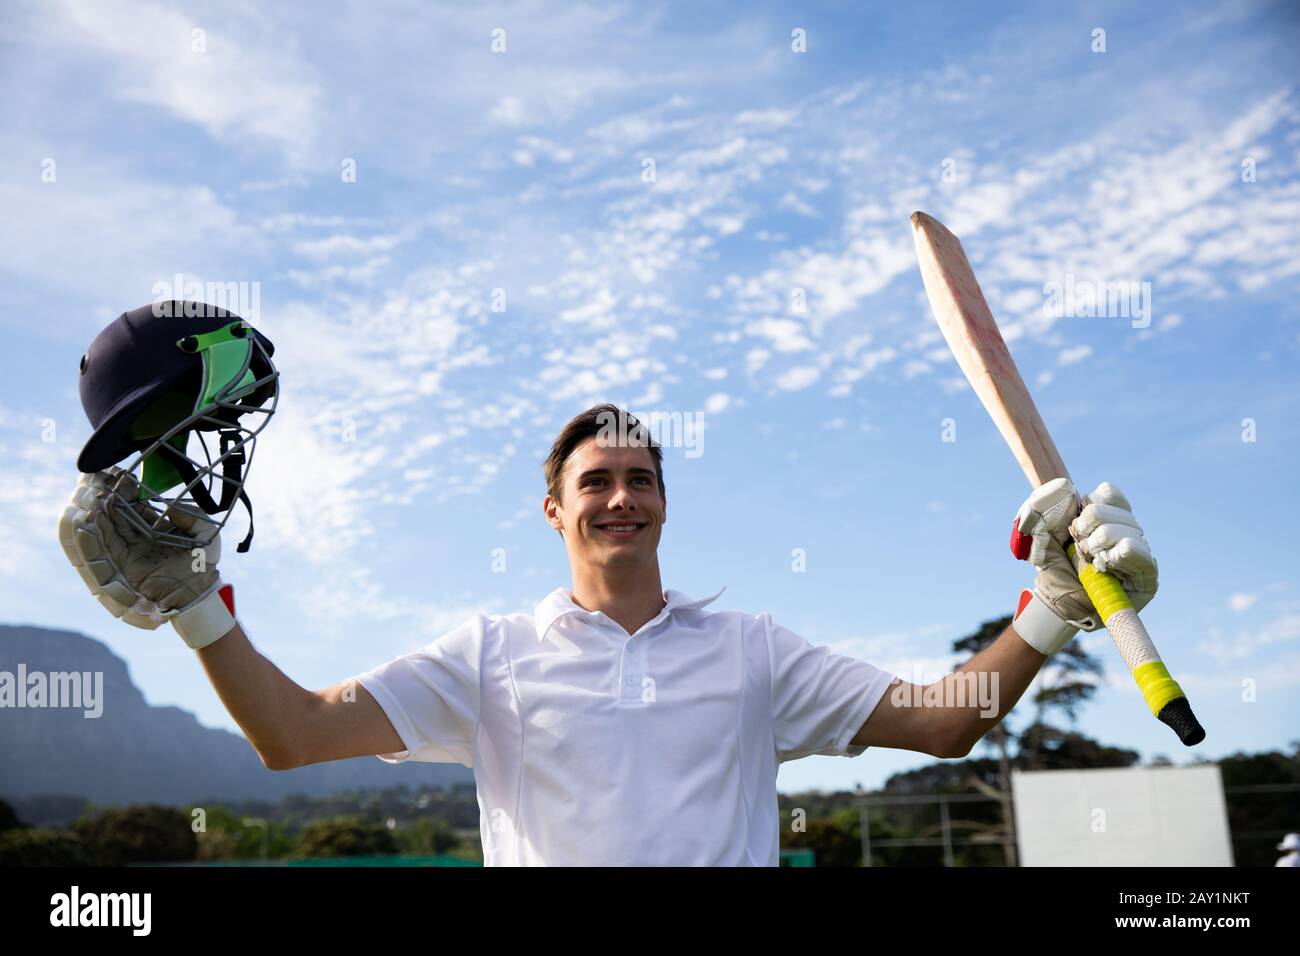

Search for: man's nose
xmin=606 ymin=482 xmax=642 ymax=509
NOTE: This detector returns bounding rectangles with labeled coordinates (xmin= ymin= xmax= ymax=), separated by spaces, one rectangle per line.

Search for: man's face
xmin=545 ymin=437 xmax=665 ymax=568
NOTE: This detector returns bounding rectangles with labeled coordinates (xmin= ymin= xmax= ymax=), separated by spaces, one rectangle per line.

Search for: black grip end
xmin=1157 ymin=697 xmax=1205 ymax=747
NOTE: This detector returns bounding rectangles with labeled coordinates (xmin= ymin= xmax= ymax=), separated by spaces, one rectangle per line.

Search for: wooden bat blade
xmin=910 ymin=211 xmax=1068 ymax=489
xmin=910 ymin=209 xmax=1204 ymax=747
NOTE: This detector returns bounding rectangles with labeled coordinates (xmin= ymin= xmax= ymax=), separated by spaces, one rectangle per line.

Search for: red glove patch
xmin=1014 ymin=588 xmax=1033 ymax=619
xmin=1009 ymin=518 xmax=1032 ymax=561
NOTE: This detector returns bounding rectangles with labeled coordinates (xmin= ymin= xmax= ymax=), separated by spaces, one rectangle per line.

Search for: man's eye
xmin=583 ymin=477 xmax=652 ymax=487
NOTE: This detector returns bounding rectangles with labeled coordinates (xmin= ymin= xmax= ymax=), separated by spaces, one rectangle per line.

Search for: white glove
xmin=56 ymin=468 xmax=237 ymax=649
xmin=1009 ymin=477 xmax=1158 ymax=655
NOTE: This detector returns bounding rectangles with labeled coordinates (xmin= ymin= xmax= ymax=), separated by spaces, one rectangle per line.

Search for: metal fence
xmin=858 ymin=793 xmax=1009 ymax=867
xmin=856 ymin=783 xmax=1300 ymax=866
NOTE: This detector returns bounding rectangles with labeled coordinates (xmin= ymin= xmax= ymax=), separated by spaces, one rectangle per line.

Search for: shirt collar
xmin=534 ymin=585 xmax=727 ymax=642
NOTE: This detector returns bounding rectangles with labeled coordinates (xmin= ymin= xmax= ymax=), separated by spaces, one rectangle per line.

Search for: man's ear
xmin=543 ymin=495 xmax=562 ymax=535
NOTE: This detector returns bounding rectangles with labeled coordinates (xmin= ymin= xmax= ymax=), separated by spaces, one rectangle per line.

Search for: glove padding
xmin=1013 ymin=477 xmax=1158 ymax=631
xmin=57 ymin=468 xmax=224 ymax=630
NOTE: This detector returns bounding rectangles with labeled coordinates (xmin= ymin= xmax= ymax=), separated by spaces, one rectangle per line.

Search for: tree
xmin=1014 ymin=724 xmax=1138 ymax=770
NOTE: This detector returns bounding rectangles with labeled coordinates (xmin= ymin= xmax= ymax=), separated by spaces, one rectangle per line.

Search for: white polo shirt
xmin=351 ymin=586 xmax=895 ymax=866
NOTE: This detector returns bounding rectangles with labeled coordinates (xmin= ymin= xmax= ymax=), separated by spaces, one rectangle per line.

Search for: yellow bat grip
xmin=1069 ymin=543 xmax=1205 ymax=746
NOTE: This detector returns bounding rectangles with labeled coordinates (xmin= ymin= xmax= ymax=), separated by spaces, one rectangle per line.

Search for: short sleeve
xmin=348 ymin=615 xmax=484 ymax=767
xmin=764 ymin=612 xmax=895 ymax=763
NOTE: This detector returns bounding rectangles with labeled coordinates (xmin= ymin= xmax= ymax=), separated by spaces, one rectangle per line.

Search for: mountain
xmin=0 ymin=624 xmax=474 ymax=807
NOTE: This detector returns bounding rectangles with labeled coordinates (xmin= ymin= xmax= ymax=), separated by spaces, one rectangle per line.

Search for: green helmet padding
xmin=186 ymin=323 xmax=259 ymax=410
xmin=129 ymin=321 xmax=258 ymax=499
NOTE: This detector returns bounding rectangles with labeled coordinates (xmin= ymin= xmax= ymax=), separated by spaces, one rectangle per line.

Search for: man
xmin=59 ymin=402 xmax=1157 ymax=866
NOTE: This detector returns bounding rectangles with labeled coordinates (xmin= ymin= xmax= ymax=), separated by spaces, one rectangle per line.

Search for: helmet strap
xmin=154 ymin=431 xmax=256 ymax=552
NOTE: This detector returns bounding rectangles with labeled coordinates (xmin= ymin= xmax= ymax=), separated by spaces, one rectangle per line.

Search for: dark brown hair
xmin=543 ymin=403 xmax=665 ymax=504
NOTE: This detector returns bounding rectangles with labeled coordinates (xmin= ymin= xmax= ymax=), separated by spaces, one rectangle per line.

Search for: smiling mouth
xmin=596 ymin=522 xmax=646 ymax=538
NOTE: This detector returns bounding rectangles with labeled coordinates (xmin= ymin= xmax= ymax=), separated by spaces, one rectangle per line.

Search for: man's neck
xmin=570 ymin=570 xmax=666 ymax=637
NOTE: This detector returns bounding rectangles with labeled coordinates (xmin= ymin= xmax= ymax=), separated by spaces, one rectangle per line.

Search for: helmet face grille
xmin=109 ymin=332 xmax=279 ymax=551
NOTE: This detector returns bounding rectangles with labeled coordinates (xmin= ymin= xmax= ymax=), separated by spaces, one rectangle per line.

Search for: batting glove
xmin=56 ymin=468 xmax=238 ymax=649
xmin=1009 ymin=477 xmax=1158 ymax=655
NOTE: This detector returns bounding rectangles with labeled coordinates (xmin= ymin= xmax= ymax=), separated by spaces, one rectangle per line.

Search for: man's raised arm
xmin=852 ymin=625 xmax=1046 ymax=758
xmin=57 ymin=471 xmax=406 ymax=771
xmin=195 ymin=623 xmax=405 ymax=770
xmin=852 ymin=478 xmax=1160 ymax=757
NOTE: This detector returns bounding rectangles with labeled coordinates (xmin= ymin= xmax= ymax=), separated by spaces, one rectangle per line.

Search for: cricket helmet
xmin=76 ymin=301 xmax=278 ymax=552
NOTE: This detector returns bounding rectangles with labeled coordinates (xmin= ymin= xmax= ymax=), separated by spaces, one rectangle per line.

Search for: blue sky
xmin=1 ymin=0 xmax=1297 ymax=794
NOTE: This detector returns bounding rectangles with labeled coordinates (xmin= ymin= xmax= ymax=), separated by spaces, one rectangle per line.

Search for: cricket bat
xmin=910 ymin=210 xmax=1204 ymax=746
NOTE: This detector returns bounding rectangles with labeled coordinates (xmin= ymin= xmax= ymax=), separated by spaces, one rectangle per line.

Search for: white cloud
xmin=490 ymin=96 xmax=529 ymax=127
xmin=516 ymin=136 xmax=576 ymax=164
xmin=0 ymin=406 xmax=78 ymax=586
xmin=1059 ymin=345 xmax=1093 ymax=366
xmin=1196 ymin=612 xmax=1300 ymax=665
xmin=36 ymin=0 xmax=322 ymax=165
xmin=778 ymin=192 xmax=818 ymax=217
xmin=1228 ymin=593 xmax=1258 ymax=612
xmin=744 ymin=318 xmax=815 ymax=352
xmin=775 ymin=366 xmax=821 ymax=391
xmin=293 ymin=234 xmax=404 ymax=260
xmin=0 ymin=168 xmax=255 ymax=309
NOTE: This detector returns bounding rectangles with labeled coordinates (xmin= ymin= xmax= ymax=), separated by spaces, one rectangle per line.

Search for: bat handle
xmin=1068 ymin=543 xmax=1206 ymax=747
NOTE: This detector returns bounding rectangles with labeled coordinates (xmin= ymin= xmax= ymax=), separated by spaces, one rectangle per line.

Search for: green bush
xmin=0 ymin=828 xmax=93 ymax=866
xmin=187 ymin=805 xmax=293 ymax=861
xmin=294 ymin=817 xmax=398 ymax=858
xmin=396 ymin=818 xmax=461 ymax=856
xmin=71 ymin=804 xmax=197 ymax=865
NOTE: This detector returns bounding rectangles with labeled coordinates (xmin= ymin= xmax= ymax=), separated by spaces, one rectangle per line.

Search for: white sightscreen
xmin=1011 ymin=765 xmax=1234 ymax=866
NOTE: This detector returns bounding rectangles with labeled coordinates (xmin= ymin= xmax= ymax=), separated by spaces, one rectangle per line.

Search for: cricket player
xmin=59 ymin=402 xmax=1157 ymax=865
